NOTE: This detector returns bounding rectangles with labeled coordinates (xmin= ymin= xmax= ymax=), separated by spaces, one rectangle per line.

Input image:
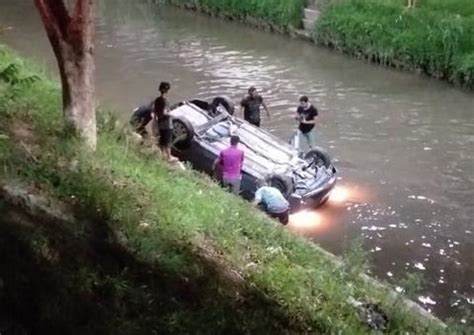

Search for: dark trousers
xmin=245 ymin=117 xmax=261 ymax=128
xmin=257 ymin=202 xmax=289 ymax=225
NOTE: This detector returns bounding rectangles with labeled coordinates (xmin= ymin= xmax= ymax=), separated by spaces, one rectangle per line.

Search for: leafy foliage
xmin=0 ymin=55 xmax=41 ymax=116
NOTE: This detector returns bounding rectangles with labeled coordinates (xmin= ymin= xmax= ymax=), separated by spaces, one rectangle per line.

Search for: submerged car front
xmin=289 ymin=155 xmax=337 ymax=210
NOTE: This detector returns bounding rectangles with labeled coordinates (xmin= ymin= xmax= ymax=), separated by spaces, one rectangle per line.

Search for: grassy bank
xmin=0 ymin=45 xmax=450 ymax=334
xmin=315 ymin=0 xmax=474 ymax=87
xmin=166 ymin=0 xmax=305 ymax=32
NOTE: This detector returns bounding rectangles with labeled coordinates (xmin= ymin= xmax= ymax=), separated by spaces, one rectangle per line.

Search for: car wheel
xmin=304 ymin=148 xmax=332 ymax=168
xmin=189 ymin=99 xmax=210 ymax=111
xmin=172 ymin=117 xmax=194 ymax=150
xmin=266 ymin=174 xmax=294 ymax=199
xmin=210 ymin=96 xmax=234 ymax=116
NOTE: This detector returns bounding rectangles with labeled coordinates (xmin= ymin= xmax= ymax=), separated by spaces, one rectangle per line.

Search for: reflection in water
xmin=288 ymin=181 xmax=370 ymax=235
xmin=288 ymin=210 xmax=323 ymax=232
xmin=0 ymin=0 xmax=472 ymax=321
xmin=328 ymin=185 xmax=351 ymax=204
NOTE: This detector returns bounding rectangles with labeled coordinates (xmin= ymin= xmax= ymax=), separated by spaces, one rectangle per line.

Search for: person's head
xmin=248 ymin=86 xmax=257 ymax=98
xmin=159 ymin=81 xmax=171 ymax=95
xmin=230 ymin=135 xmax=240 ymax=146
xmin=299 ymin=95 xmax=309 ymax=109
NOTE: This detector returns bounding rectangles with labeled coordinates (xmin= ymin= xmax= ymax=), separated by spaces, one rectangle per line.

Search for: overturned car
xmin=160 ymin=96 xmax=337 ymax=211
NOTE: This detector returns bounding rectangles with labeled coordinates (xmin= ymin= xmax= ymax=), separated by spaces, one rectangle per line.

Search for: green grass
xmin=315 ymin=0 xmax=474 ymax=87
xmin=167 ymin=0 xmax=305 ymax=31
xmin=0 ymin=45 xmax=451 ymax=333
xmin=385 ymin=0 xmax=474 ymax=17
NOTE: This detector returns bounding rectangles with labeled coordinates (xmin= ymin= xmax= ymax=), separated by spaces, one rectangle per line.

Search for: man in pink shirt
xmin=213 ymin=135 xmax=244 ymax=195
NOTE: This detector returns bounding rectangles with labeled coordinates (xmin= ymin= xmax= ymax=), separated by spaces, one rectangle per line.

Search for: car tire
xmin=189 ymin=99 xmax=210 ymax=111
xmin=304 ymin=148 xmax=332 ymax=168
xmin=210 ymin=96 xmax=234 ymax=116
xmin=266 ymin=174 xmax=294 ymax=199
xmin=172 ymin=117 xmax=194 ymax=150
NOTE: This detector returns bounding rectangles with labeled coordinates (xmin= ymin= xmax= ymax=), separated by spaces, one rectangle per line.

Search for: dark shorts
xmin=158 ymin=128 xmax=172 ymax=147
xmin=269 ymin=210 xmax=289 ymax=225
xmin=257 ymin=203 xmax=289 ymax=225
xmin=245 ymin=118 xmax=261 ymax=127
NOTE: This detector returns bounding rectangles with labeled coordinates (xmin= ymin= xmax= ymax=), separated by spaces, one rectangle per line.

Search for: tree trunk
xmin=34 ymin=0 xmax=96 ymax=149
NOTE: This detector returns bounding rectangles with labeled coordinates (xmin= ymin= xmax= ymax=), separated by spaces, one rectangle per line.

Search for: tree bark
xmin=34 ymin=0 xmax=96 ymax=149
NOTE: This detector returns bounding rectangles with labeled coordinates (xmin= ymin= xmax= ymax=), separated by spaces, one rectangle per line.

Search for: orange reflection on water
xmin=328 ymin=183 xmax=372 ymax=205
xmin=288 ymin=182 xmax=372 ymax=235
xmin=288 ymin=210 xmax=324 ymax=233
xmin=328 ymin=185 xmax=351 ymax=204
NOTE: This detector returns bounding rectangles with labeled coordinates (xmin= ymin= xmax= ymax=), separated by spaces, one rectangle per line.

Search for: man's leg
xmin=305 ymin=129 xmax=315 ymax=149
xmin=278 ymin=210 xmax=289 ymax=225
xmin=248 ymin=119 xmax=260 ymax=127
xmin=269 ymin=210 xmax=289 ymax=225
xmin=223 ymin=178 xmax=240 ymax=195
xmin=224 ymin=182 xmax=233 ymax=193
xmin=231 ymin=179 xmax=241 ymax=195
xmin=298 ymin=130 xmax=306 ymax=154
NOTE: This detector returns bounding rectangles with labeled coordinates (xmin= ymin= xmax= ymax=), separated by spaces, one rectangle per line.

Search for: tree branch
xmin=33 ymin=0 xmax=71 ymax=39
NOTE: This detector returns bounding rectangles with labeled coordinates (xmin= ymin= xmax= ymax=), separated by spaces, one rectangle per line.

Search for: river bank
xmin=0 ymin=46 xmax=453 ymax=333
xmin=165 ymin=0 xmax=305 ymax=33
xmin=315 ymin=0 xmax=474 ymax=88
xmin=166 ymin=0 xmax=474 ymax=88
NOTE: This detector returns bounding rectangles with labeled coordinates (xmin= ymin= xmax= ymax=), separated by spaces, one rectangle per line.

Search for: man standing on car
xmin=240 ymin=86 xmax=270 ymax=127
xmin=296 ymin=96 xmax=318 ymax=153
xmin=213 ymin=135 xmax=244 ymax=195
xmin=253 ymin=180 xmax=290 ymax=225
xmin=154 ymin=82 xmax=177 ymax=162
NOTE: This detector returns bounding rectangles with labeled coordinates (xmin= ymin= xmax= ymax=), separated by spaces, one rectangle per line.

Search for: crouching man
xmin=253 ymin=180 xmax=290 ymax=225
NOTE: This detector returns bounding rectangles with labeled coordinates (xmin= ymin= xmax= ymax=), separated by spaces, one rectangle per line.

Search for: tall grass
xmin=0 ymin=45 xmax=450 ymax=333
xmin=384 ymin=0 xmax=474 ymax=16
xmin=315 ymin=0 xmax=474 ymax=87
xmin=169 ymin=0 xmax=305 ymax=31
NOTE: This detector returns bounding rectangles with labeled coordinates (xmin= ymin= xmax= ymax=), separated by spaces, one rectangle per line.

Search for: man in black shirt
xmin=154 ymin=81 xmax=177 ymax=162
xmin=240 ymin=86 xmax=270 ymax=127
xmin=296 ymin=96 xmax=318 ymax=153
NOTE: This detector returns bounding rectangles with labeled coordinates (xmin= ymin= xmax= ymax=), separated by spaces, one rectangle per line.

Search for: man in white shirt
xmin=253 ymin=180 xmax=290 ymax=225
